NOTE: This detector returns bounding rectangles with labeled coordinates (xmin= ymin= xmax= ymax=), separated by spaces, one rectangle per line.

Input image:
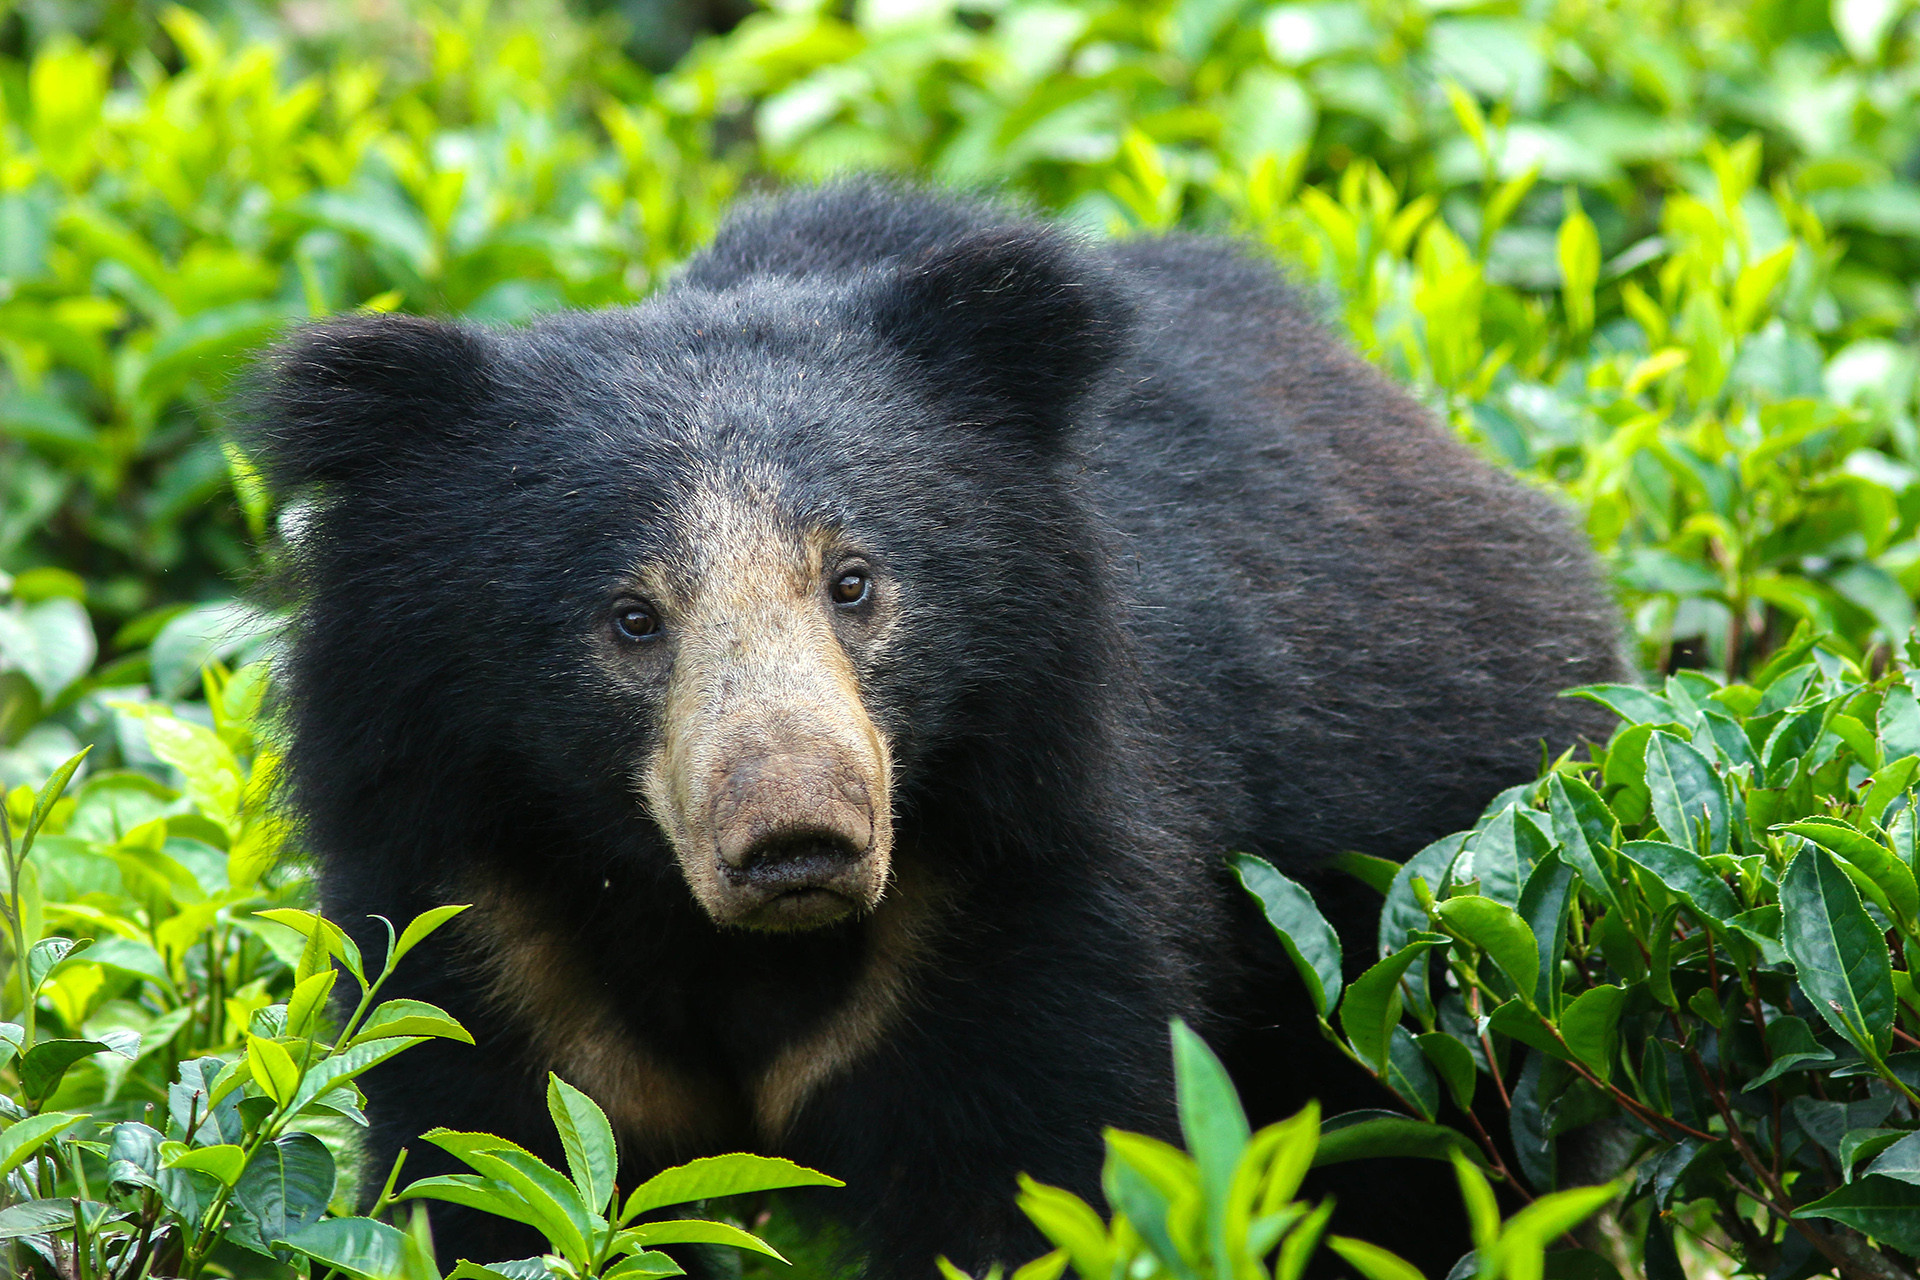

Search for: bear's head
xmin=249 ymin=228 xmax=1132 ymax=932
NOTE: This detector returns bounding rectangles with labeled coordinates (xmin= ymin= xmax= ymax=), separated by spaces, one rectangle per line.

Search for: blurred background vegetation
xmin=1 ymin=0 xmax=1918 ymax=780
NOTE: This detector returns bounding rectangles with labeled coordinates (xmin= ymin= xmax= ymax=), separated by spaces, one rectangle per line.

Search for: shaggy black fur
xmin=244 ymin=182 xmax=1626 ymax=1278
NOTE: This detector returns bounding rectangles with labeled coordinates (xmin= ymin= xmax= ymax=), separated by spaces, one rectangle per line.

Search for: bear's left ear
xmin=866 ymin=228 xmax=1133 ymax=441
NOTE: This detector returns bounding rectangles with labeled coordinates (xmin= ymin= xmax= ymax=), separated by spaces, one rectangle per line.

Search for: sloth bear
xmin=246 ymin=182 xmax=1624 ymax=1277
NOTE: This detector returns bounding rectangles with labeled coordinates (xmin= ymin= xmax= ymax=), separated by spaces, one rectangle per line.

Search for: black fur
xmin=244 ymin=182 xmax=1625 ymax=1278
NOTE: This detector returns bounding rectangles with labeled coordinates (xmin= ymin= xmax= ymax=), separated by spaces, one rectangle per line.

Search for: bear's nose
xmin=709 ymin=750 xmax=875 ymax=878
xmin=722 ymin=830 xmax=865 ymax=892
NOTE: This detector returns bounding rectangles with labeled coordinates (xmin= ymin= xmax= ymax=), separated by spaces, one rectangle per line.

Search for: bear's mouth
xmin=717 ymin=832 xmax=877 ymax=931
xmin=735 ymin=885 xmax=863 ymax=931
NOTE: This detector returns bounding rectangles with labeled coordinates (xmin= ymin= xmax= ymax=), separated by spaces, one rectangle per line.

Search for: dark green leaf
xmin=1519 ymin=851 xmax=1575 ymax=1014
xmin=1334 ymin=851 xmax=1399 ymax=895
xmin=1866 ymin=1131 xmax=1920 ymax=1185
xmin=1340 ymin=936 xmax=1447 ymax=1071
xmin=1616 ymin=841 xmax=1740 ymax=923
xmin=1436 ymin=895 xmax=1538 ymax=1004
xmin=1546 ymin=773 xmax=1617 ymax=906
xmin=18 ymin=1037 xmax=124 ymax=1104
xmin=278 ymin=1216 xmax=416 ymax=1280
xmin=1379 ymin=832 xmax=1467 ymax=957
xmin=1796 ymin=1175 xmax=1920 ymax=1253
xmin=1782 ymin=846 xmax=1896 ymax=1058
xmin=1749 ymin=1014 xmax=1838 ymax=1087
xmin=1385 ymin=1027 xmax=1440 ymax=1121
xmin=1416 ymin=1031 xmax=1477 ymax=1112
xmin=1311 ymin=1111 xmax=1486 ymax=1167
xmin=1645 ymin=731 xmax=1729 ymax=855
xmin=1780 ymin=818 xmax=1919 ymax=932
xmin=234 ymin=1131 xmax=336 ymax=1249
xmin=1558 ymin=984 xmax=1625 ymax=1080
xmin=1232 ymin=854 xmax=1341 ymax=1016
xmin=1463 ymin=804 xmax=1552 ymax=907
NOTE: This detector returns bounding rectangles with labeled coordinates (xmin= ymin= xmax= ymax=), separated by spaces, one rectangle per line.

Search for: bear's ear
xmin=242 ymin=313 xmax=495 ymax=492
xmin=866 ymin=228 xmax=1133 ymax=440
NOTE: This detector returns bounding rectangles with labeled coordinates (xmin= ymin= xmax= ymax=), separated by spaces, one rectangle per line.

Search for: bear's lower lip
xmin=735 ymin=887 xmax=859 ymax=932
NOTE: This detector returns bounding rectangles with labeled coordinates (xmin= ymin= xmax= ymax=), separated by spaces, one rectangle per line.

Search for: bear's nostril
xmin=724 ymin=833 xmax=862 ymax=891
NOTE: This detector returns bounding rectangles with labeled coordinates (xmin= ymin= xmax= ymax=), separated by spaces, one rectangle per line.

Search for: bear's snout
xmin=705 ymin=746 xmax=883 ymax=929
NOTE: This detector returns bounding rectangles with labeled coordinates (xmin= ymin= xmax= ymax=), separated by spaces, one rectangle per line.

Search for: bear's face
xmin=251 ymin=229 xmax=1130 ymax=931
xmin=599 ymin=461 xmax=897 ymax=931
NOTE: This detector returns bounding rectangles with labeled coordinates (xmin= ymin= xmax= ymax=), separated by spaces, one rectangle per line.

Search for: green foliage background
xmin=3 ymin=0 xmax=1920 ymax=1275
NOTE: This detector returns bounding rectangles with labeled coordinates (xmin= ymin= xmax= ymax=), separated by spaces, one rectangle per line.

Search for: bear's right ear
xmin=243 ymin=313 xmax=494 ymax=492
xmin=865 ymin=228 xmax=1133 ymax=443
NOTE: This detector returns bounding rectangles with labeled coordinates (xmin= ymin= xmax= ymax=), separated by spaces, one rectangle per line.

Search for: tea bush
xmin=0 ymin=674 xmax=837 ymax=1278
xmin=1242 ymin=627 xmax=1920 ymax=1279
xmin=4 ymin=0 xmax=1920 ymax=1276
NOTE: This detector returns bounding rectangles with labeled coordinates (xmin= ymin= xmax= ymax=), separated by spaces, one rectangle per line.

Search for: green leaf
xmin=1782 ymin=846 xmax=1896 ymax=1059
xmin=1881 ymin=685 xmax=1920 ymax=762
xmin=21 ymin=746 xmax=90 ymax=852
xmin=234 ymin=1132 xmax=336 ymax=1246
xmin=605 ymin=1252 xmax=686 ymax=1278
xmin=19 ymin=1037 xmax=127 ymax=1104
xmin=1862 ymin=756 xmax=1920 ymax=826
xmin=1616 ymin=841 xmax=1740 ymax=923
xmin=253 ymin=907 xmax=366 ymax=984
xmin=279 ymin=1216 xmax=418 ymax=1280
xmin=620 ymin=1153 xmax=843 ymax=1222
xmin=1326 ymin=1237 xmax=1424 ymax=1280
xmin=1546 ymin=773 xmax=1617 ymax=907
xmin=1231 ymin=853 xmax=1342 ymax=1015
xmin=349 ymin=998 xmax=474 ymax=1047
xmin=0 ymin=1111 xmax=86 ymax=1178
xmin=1796 ymin=1175 xmax=1920 ymax=1253
xmin=1840 ymin=1129 xmax=1905 ymax=1180
xmin=1385 ymin=1027 xmax=1439 ymax=1121
xmin=423 ymin=1130 xmax=596 ymax=1263
xmin=1497 ymin=1181 xmax=1626 ymax=1255
xmin=1014 ymin=1177 xmax=1112 ymax=1280
xmin=1564 ymin=685 xmax=1675 ymax=725
xmin=164 ymin=1142 xmax=249 ymax=1186
xmin=1340 ymin=937 xmax=1448 ymax=1070
xmin=1645 ymin=904 xmax=1683 ymax=1009
xmin=390 ymin=903 xmax=472 ymax=969
xmin=1558 ymin=985 xmax=1626 ymax=1080
xmin=1867 ymin=1131 xmax=1920 ymax=1185
xmin=1519 ymin=851 xmax=1575 ymax=1015
xmin=1644 ymin=731 xmax=1729 ymax=855
xmin=1173 ymin=1017 xmax=1248 ymax=1276
xmin=1312 ymin=1111 xmax=1486 ymax=1167
xmin=1780 ymin=818 xmax=1920 ymax=933
xmin=0 ymin=1198 xmax=112 ymax=1240
xmin=1380 ymin=831 xmax=1468 ymax=957
xmin=397 ymin=1174 xmax=546 ymax=1231
xmin=548 ymin=1074 xmax=618 ymax=1216
xmin=287 ymin=1036 xmax=425 ymax=1117
xmin=1416 ymin=1031 xmax=1477 ymax=1112
xmin=619 ymin=1219 xmax=789 ymax=1261
xmin=1462 ymin=804 xmax=1552 ymax=907
xmin=1436 ymin=895 xmax=1539 ymax=1005
xmin=1334 ymin=850 xmax=1400 ymax=895
xmin=248 ymin=1033 xmax=300 ymax=1104
xmin=1749 ymin=1014 xmax=1838 ymax=1087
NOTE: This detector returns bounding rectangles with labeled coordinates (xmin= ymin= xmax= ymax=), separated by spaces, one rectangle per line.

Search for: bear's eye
xmin=829 ymin=567 xmax=871 ymax=608
xmin=612 ymin=602 xmax=662 ymax=642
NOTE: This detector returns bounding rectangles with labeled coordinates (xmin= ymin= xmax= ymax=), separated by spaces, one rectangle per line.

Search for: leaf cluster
xmin=1247 ymin=624 xmax=1920 ymax=1279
